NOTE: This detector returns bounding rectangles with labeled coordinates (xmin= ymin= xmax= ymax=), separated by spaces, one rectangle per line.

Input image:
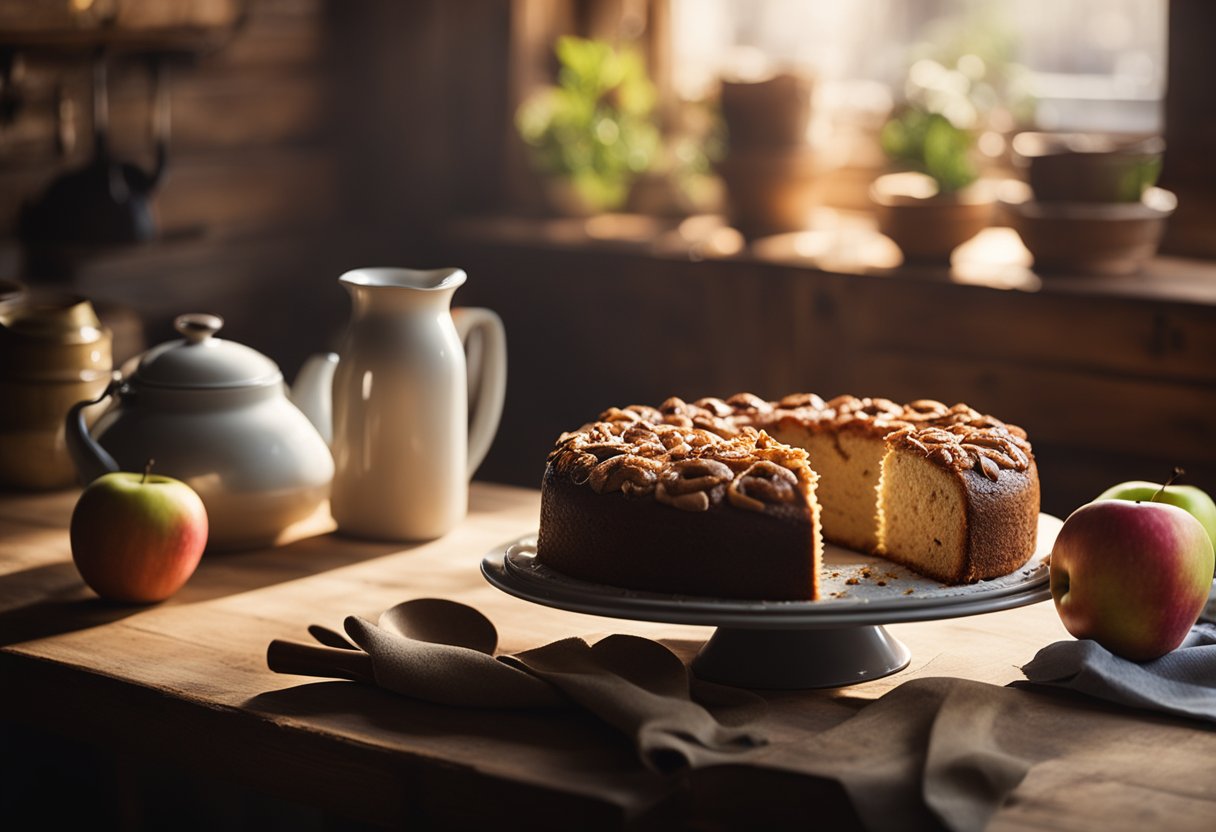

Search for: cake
xmin=538 ymin=411 xmax=823 ymax=601
xmin=536 ymin=393 xmax=1039 ymax=599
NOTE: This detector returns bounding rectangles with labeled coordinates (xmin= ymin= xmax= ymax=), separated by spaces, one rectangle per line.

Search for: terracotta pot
xmin=716 ymin=148 xmax=818 ymax=238
xmin=1012 ymin=132 xmax=1163 ymax=203
xmin=1000 ymin=184 xmax=1176 ymax=276
xmin=720 ymin=73 xmax=813 ymax=150
xmin=870 ymin=173 xmax=993 ymax=264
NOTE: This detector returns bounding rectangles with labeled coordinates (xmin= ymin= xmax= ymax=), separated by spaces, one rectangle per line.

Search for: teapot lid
xmin=133 ymin=313 xmax=282 ymax=389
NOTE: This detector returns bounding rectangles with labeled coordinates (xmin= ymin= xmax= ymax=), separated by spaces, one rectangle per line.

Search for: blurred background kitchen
xmin=1 ymin=0 xmax=1213 ymax=518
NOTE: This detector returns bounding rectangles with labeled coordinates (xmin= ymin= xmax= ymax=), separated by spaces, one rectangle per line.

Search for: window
xmin=671 ymin=0 xmax=1166 ymax=134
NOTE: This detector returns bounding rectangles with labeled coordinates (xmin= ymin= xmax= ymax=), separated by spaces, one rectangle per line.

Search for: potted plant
xmin=714 ymin=71 xmax=818 ymax=239
xmin=515 ymin=36 xmax=661 ymax=215
xmin=870 ymin=105 xmax=993 ymax=264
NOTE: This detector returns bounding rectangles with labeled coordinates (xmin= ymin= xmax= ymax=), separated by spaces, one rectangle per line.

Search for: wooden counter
xmin=2 ymin=483 xmax=1214 ymax=829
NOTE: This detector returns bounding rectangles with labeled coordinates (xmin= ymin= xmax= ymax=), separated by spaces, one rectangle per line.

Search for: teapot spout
xmin=65 ymin=376 xmax=121 ymax=483
xmin=291 ymin=352 xmax=338 ymax=444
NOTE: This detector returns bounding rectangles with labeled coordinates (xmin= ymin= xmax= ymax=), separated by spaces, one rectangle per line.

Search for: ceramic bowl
xmin=1012 ymin=132 xmax=1163 ymax=203
xmin=999 ymin=182 xmax=1176 ymax=276
xmin=870 ymin=173 xmax=994 ymax=264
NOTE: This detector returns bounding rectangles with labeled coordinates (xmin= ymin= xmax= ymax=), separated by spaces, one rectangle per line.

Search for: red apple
xmin=1050 ymin=499 xmax=1214 ymax=661
xmin=70 ymin=466 xmax=208 ymax=603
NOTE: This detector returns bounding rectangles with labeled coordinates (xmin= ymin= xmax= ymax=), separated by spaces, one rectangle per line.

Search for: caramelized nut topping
xmin=655 ymin=458 xmax=734 ymax=511
xmin=728 ymin=461 xmax=801 ymax=513
xmin=886 ymin=422 xmax=1033 ymax=480
xmin=588 ymin=454 xmax=663 ymax=496
xmin=548 ymin=391 xmax=1033 ymax=507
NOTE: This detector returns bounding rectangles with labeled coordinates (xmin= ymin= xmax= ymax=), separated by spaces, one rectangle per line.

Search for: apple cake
xmin=538 ymin=410 xmax=823 ymax=601
xmin=535 ymin=393 xmax=1039 ymax=599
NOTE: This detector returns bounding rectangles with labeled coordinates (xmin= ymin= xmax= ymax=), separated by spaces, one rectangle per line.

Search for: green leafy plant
xmin=880 ymin=107 xmax=978 ymax=194
xmin=515 ymin=36 xmax=660 ymax=212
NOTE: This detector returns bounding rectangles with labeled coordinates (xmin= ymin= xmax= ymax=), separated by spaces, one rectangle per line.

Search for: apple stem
xmin=143 ymin=458 xmax=155 ymax=484
xmin=1151 ymin=466 xmax=1185 ymax=503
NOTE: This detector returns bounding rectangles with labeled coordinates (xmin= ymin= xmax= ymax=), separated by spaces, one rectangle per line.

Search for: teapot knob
xmin=175 ymin=313 xmax=224 ymax=344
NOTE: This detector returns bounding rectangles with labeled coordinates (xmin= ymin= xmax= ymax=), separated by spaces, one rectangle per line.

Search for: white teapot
xmin=65 ymin=313 xmax=334 ymax=551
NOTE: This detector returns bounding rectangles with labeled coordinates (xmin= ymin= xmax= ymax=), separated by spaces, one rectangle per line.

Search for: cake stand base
xmin=691 ymin=625 xmax=912 ymax=690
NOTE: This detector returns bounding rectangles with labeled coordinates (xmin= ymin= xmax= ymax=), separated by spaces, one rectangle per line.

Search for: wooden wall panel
xmin=432 ymin=234 xmax=1216 ymax=520
xmin=0 ymin=0 xmax=346 ymax=354
xmin=155 ymin=149 xmax=339 ymax=235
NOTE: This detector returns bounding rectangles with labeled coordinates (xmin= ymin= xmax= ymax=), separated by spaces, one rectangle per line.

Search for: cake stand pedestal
xmin=691 ymin=625 xmax=911 ymax=689
xmin=481 ymin=515 xmax=1059 ymax=690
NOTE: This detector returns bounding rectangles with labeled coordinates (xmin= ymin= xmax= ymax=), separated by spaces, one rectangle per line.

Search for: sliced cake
xmin=536 ymin=406 xmax=823 ymax=600
xmin=535 ymin=393 xmax=1039 ymax=600
xmin=878 ymin=419 xmax=1039 ymax=583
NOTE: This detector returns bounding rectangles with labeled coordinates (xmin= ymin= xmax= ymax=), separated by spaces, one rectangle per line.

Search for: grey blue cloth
xmin=1021 ymin=583 xmax=1216 ymax=724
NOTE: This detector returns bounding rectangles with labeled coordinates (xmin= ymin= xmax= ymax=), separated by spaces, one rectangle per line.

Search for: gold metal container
xmin=0 ymin=293 xmax=113 ymax=490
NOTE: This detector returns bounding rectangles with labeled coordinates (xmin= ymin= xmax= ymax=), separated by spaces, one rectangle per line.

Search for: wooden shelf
xmin=0 ymin=24 xmax=241 ymax=58
xmin=441 ymin=213 xmax=1216 ymax=307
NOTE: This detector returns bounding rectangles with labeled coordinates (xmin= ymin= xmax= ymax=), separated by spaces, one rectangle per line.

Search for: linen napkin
xmin=505 ymin=634 xmax=764 ymax=771
xmin=1020 ymin=622 xmax=1216 ymax=723
xmin=677 ymin=677 xmax=1054 ymax=832
xmin=267 ymin=599 xmax=767 ymax=772
xmin=1020 ymin=583 xmax=1216 ymax=724
xmin=268 ymin=601 xmax=1216 ymax=831
xmin=739 ymin=673 xmax=1216 ymax=832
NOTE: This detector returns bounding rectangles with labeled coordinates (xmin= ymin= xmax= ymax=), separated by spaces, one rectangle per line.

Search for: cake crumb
xmin=845 ymin=577 xmax=859 ymax=586
xmin=876 ymin=580 xmax=887 ymax=586
xmin=904 ymin=588 xmax=915 ymax=595
xmin=859 ymin=567 xmax=875 ymax=579
xmin=830 ymin=571 xmax=840 ymax=578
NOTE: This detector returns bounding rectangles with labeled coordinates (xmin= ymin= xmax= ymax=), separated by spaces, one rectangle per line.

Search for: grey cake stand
xmin=481 ymin=515 xmax=1060 ymax=690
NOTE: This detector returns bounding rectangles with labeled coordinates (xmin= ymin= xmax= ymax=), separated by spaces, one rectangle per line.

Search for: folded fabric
xmin=342 ymin=615 xmax=568 ymax=709
xmin=1203 ymin=583 xmax=1216 ymax=623
xmin=506 ymin=634 xmax=766 ymax=772
xmin=268 ymin=599 xmax=1216 ymax=831
xmin=742 ymin=672 xmax=1216 ymax=832
xmin=267 ymin=598 xmax=767 ymax=772
xmin=1020 ymin=622 xmax=1216 ymax=723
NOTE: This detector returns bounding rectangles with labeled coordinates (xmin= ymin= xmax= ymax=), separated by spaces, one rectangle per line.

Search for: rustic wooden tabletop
xmin=2 ymin=482 xmax=1213 ymax=830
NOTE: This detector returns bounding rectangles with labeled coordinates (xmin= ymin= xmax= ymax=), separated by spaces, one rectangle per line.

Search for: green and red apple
xmin=1096 ymin=478 xmax=1216 ymax=550
xmin=1050 ymin=498 xmax=1214 ymax=661
xmin=70 ymin=465 xmax=209 ymax=603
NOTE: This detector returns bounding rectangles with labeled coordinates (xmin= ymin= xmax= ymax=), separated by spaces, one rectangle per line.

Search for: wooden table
xmin=2 ymin=483 xmax=1214 ymax=830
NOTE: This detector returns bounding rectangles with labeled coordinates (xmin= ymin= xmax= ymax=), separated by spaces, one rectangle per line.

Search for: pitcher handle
xmin=452 ymin=307 xmax=506 ymax=478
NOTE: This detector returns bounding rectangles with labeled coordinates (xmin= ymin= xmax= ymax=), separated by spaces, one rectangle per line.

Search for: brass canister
xmin=0 ymin=293 xmax=113 ymax=490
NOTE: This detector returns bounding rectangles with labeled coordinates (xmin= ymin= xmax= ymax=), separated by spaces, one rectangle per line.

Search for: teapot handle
xmin=64 ymin=373 xmax=123 ymax=483
xmin=451 ymin=307 xmax=506 ymax=479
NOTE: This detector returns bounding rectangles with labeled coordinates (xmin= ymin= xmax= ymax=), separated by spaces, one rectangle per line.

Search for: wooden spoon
xmin=378 ymin=598 xmax=499 ymax=655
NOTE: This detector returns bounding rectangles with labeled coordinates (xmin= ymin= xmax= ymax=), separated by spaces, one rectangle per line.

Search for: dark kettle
xmin=20 ymin=54 xmax=167 ymax=249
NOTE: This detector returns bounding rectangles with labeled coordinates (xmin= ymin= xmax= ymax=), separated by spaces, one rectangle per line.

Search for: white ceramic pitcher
xmin=299 ymin=267 xmax=506 ymax=541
